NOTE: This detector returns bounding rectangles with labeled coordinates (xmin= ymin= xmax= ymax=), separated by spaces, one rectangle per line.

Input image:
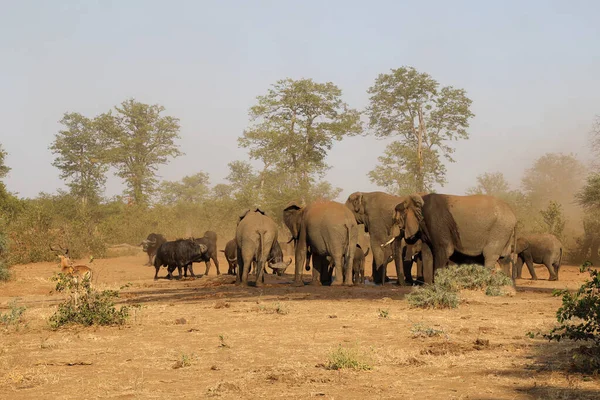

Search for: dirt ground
xmin=1 ymin=246 xmax=599 ymax=400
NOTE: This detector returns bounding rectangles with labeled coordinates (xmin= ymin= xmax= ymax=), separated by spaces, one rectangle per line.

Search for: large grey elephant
xmin=392 ymin=193 xmax=517 ymax=283
xmin=235 ymin=208 xmax=280 ymax=286
xmin=514 ymin=234 xmax=563 ymax=281
xmin=345 ymin=191 xmax=421 ymax=285
xmin=284 ymin=201 xmax=357 ymax=286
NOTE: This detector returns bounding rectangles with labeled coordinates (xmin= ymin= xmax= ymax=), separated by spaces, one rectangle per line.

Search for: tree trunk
xmin=416 ymin=107 xmax=426 ymax=192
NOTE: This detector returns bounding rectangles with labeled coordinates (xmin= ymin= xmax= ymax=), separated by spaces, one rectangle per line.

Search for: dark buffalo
xmin=220 ymin=239 xmax=238 ymax=275
xmin=182 ymin=231 xmax=221 ymax=277
xmin=153 ymin=239 xmax=207 ymax=280
xmin=140 ymin=233 xmax=167 ymax=266
xmin=266 ymin=240 xmax=293 ymax=276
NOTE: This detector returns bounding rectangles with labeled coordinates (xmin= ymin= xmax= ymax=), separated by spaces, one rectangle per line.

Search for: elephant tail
xmin=344 ymin=224 xmax=352 ymax=271
xmin=256 ymin=230 xmax=267 ymax=264
xmin=557 ymin=247 xmax=563 ymax=268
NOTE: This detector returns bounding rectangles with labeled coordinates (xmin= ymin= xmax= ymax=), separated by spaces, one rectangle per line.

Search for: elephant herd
xmin=228 ymin=191 xmax=564 ymax=287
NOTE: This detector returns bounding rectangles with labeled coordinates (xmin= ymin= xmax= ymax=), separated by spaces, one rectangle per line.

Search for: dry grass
xmin=0 ymin=254 xmax=598 ymax=399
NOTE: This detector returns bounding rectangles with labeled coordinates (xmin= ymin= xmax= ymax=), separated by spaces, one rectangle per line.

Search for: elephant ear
xmin=408 ymin=194 xmax=425 ymax=222
xmin=515 ymin=238 xmax=529 ymax=254
xmin=239 ymin=209 xmax=251 ymax=222
xmin=283 ymin=202 xmax=303 ymax=240
xmin=348 ymin=192 xmax=363 ymax=213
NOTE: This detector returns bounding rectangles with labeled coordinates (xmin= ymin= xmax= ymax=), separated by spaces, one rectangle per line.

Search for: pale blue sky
xmin=1 ymin=0 xmax=599 ymax=200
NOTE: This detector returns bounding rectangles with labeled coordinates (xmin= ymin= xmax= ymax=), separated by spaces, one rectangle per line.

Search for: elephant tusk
xmin=381 ymin=237 xmax=395 ymax=248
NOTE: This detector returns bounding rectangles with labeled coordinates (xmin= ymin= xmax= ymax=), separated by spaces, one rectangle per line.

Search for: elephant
xmin=391 ymin=193 xmax=517 ymax=284
xmin=352 ymin=244 xmax=369 ymax=284
xmin=235 ymin=208 xmax=280 ymax=286
xmin=514 ymin=234 xmax=563 ymax=281
xmin=284 ymin=201 xmax=357 ymax=286
xmin=345 ymin=191 xmax=421 ymax=285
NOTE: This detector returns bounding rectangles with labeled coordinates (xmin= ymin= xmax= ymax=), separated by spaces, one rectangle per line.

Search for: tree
xmin=97 ymin=99 xmax=182 ymax=205
xmin=576 ymin=173 xmax=600 ymax=209
xmin=466 ymin=172 xmax=510 ymax=196
xmin=0 ymin=144 xmax=9 ymax=180
xmin=50 ymin=113 xmax=108 ymax=205
xmin=366 ymin=66 xmax=474 ymax=192
xmin=368 ymin=141 xmax=446 ymax=195
xmin=521 ymin=153 xmax=586 ymax=212
xmin=540 ymin=201 xmax=566 ymax=239
xmin=157 ymin=172 xmax=210 ymax=205
xmin=239 ymin=78 xmax=362 ymax=202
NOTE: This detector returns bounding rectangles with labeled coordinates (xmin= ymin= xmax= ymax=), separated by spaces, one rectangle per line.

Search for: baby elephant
xmin=514 ymin=234 xmax=563 ymax=281
xmin=352 ymin=244 xmax=370 ymax=284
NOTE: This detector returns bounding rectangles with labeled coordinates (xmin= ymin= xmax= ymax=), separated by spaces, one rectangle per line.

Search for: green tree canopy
xmin=157 ymin=172 xmax=210 ymax=205
xmin=366 ymin=66 xmax=474 ymax=192
xmin=466 ymin=172 xmax=510 ymax=196
xmin=239 ymin=78 xmax=361 ymax=202
xmin=50 ymin=113 xmax=108 ymax=204
xmin=368 ymin=141 xmax=445 ymax=195
xmin=577 ymin=173 xmax=600 ymax=209
xmin=540 ymin=200 xmax=566 ymax=239
xmin=97 ymin=99 xmax=182 ymax=206
xmin=0 ymin=144 xmax=9 ymax=180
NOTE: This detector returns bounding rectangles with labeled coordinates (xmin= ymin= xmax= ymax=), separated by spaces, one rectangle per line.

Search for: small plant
xmin=173 ymin=353 xmax=194 ymax=369
xmin=218 ymin=334 xmax=229 ymax=348
xmin=326 ymin=345 xmax=372 ymax=371
xmin=411 ymin=323 xmax=445 ymax=338
xmin=49 ymin=273 xmax=129 ymax=328
xmin=378 ymin=309 xmax=389 ymax=318
xmin=257 ymin=302 xmax=289 ymax=315
xmin=406 ymin=284 xmax=459 ymax=309
xmin=0 ymin=300 xmax=26 ymax=328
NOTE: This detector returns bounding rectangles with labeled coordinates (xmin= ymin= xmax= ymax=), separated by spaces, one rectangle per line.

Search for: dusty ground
xmin=1 ymin=247 xmax=599 ymax=400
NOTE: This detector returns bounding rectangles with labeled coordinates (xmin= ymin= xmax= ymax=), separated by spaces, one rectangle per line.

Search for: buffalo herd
xmin=144 ymin=191 xmax=563 ymax=286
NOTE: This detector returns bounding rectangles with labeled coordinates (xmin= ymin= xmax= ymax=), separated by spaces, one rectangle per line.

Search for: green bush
xmin=406 ymin=264 xmax=513 ymax=309
xmin=0 ymin=262 xmax=10 ymax=281
xmin=49 ymin=273 xmax=129 ymax=328
xmin=545 ymin=266 xmax=600 ymax=345
xmin=434 ymin=264 xmax=513 ymax=293
xmin=407 ymin=284 xmax=460 ymax=309
xmin=0 ymin=300 xmax=26 ymax=328
xmin=326 ymin=345 xmax=372 ymax=371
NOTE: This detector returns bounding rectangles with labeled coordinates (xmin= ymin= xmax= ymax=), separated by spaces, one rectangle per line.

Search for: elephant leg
xmin=235 ymin=248 xmax=242 ymax=285
xmin=400 ymin=243 xmax=415 ymax=285
xmin=311 ymin=255 xmax=325 ymax=286
xmin=515 ymin=256 xmax=524 ymax=279
xmin=255 ymin=259 xmax=266 ymax=287
xmin=293 ymin=225 xmax=309 ymax=286
xmin=524 ymin=253 xmax=537 ymax=280
xmin=330 ymin=253 xmax=344 ymax=286
xmin=415 ymin=255 xmax=424 ymax=284
xmin=394 ymin=240 xmax=407 ymax=285
xmin=421 ymin=243 xmax=434 ymax=284
xmin=204 ymin=260 xmax=211 ymax=276
xmin=370 ymin=241 xmax=387 ymax=285
xmin=543 ymin=256 xmax=558 ymax=281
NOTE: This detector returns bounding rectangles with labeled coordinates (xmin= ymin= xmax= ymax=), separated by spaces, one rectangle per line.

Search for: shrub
xmin=49 ymin=273 xmax=129 ymax=328
xmin=0 ymin=299 xmax=26 ymax=328
xmin=435 ymin=264 xmax=513 ymax=293
xmin=0 ymin=262 xmax=10 ymax=282
xmin=406 ymin=284 xmax=460 ymax=309
xmin=326 ymin=345 xmax=372 ymax=371
xmin=544 ymin=265 xmax=600 ymax=345
xmin=410 ymin=323 xmax=445 ymax=338
xmin=406 ymin=264 xmax=513 ymax=309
